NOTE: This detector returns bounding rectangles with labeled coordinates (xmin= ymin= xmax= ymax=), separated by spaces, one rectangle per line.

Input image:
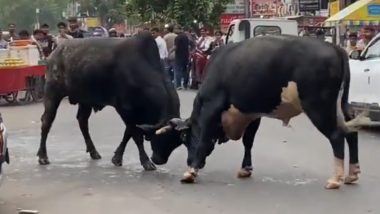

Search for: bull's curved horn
xmin=155 ymin=125 xmax=173 ymax=135
xmin=169 ymin=118 xmax=190 ymax=131
xmin=136 ymin=124 xmax=161 ymax=133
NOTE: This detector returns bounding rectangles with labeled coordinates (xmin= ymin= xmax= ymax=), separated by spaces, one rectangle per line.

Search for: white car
xmin=0 ymin=113 xmax=9 ymax=186
xmin=349 ymin=33 xmax=380 ymax=124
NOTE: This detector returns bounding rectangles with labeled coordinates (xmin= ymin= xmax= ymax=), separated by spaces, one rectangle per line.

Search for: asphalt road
xmin=0 ymin=91 xmax=380 ymax=214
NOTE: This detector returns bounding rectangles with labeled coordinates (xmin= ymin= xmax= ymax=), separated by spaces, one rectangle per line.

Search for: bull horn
xmin=136 ymin=124 xmax=161 ymax=133
xmin=155 ymin=125 xmax=173 ymax=135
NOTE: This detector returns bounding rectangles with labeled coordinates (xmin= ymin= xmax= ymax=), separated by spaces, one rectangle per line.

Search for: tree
xmin=0 ymin=0 xmax=67 ymax=31
xmin=126 ymin=0 xmax=232 ymax=28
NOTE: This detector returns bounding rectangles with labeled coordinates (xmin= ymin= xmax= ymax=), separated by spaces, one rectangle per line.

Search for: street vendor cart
xmin=0 ymin=40 xmax=46 ymax=103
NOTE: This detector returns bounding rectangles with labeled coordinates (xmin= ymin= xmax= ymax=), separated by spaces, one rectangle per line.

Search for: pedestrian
xmin=31 ymin=29 xmax=45 ymax=59
xmin=346 ymin=32 xmax=358 ymax=55
xmin=67 ymin=17 xmax=85 ymax=38
xmin=357 ymin=26 xmax=375 ymax=51
xmin=109 ymin=28 xmax=118 ymax=37
xmin=169 ymin=27 xmax=190 ymax=90
xmin=151 ymin=27 xmax=168 ymax=70
xmin=212 ymin=30 xmax=224 ymax=52
xmin=39 ymin=23 xmax=56 ymax=57
xmin=18 ymin=30 xmax=30 ymax=40
xmin=3 ymin=23 xmax=19 ymax=42
xmin=164 ymin=25 xmax=177 ymax=82
xmin=0 ymin=29 xmax=8 ymax=49
xmin=196 ymin=27 xmax=213 ymax=54
xmin=54 ymin=22 xmax=73 ymax=46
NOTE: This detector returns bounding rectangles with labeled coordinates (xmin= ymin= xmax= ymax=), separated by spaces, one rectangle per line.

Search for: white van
xmin=349 ymin=33 xmax=380 ymax=124
xmin=225 ymin=18 xmax=299 ymax=44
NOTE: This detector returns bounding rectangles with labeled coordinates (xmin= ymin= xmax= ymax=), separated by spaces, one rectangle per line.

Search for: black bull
xmin=142 ymin=36 xmax=368 ymax=189
xmin=37 ymin=33 xmax=181 ymax=170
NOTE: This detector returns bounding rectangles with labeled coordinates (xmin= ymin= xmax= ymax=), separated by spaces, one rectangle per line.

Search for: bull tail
xmin=336 ymin=46 xmax=369 ymax=133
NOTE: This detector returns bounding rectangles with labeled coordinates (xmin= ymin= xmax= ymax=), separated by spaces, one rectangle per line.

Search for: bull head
xmin=136 ymin=118 xmax=190 ymax=136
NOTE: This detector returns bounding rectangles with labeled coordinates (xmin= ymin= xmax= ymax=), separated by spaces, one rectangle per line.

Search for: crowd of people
xmin=0 ymin=19 xmax=226 ymax=90
xmin=344 ymin=26 xmax=377 ymax=55
xmin=0 ymin=18 xmax=87 ymax=59
xmin=148 ymin=25 xmax=226 ymax=90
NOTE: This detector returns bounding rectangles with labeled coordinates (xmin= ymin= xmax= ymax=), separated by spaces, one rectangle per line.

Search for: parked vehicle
xmin=225 ymin=18 xmax=298 ymax=44
xmin=349 ymin=33 xmax=380 ymax=124
xmin=0 ymin=113 xmax=10 ymax=187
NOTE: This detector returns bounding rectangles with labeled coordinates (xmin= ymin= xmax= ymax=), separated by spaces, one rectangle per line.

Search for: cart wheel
xmin=4 ymin=92 xmax=18 ymax=103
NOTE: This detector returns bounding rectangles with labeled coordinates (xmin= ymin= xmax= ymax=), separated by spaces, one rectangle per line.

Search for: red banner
xmin=220 ymin=14 xmax=245 ymax=25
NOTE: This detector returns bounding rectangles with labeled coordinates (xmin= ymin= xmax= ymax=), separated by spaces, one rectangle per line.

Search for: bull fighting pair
xmin=37 ymin=32 xmax=366 ymax=190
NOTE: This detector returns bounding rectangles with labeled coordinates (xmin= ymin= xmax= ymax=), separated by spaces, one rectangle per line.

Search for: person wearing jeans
xmin=170 ymin=28 xmax=190 ymax=89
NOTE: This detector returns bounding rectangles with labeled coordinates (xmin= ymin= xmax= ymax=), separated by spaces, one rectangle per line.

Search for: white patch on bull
xmin=221 ymin=81 xmax=303 ymax=140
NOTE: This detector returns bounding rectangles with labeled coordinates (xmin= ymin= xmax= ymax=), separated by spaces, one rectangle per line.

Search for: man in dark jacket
xmin=169 ymin=27 xmax=190 ymax=89
xmin=68 ymin=17 xmax=85 ymax=38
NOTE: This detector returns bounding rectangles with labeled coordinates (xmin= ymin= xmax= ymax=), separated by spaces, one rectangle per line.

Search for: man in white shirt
xmin=0 ymin=29 xmax=8 ymax=49
xmin=152 ymin=28 xmax=168 ymax=71
xmin=54 ymin=22 xmax=73 ymax=46
xmin=152 ymin=28 xmax=168 ymax=60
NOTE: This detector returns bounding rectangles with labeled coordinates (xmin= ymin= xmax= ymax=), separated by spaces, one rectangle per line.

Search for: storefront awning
xmin=325 ymin=0 xmax=380 ymax=26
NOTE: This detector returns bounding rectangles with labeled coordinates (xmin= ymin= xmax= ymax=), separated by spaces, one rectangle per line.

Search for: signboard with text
xmin=225 ymin=0 xmax=245 ymax=14
xmin=220 ymin=14 xmax=245 ymax=32
xmin=299 ymin=0 xmax=320 ymax=12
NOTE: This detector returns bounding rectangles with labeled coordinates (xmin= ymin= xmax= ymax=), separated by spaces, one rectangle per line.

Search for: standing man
xmin=67 ymin=17 xmax=85 ymax=38
xmin=39 ymin=24 xmax=55 ymax=57
xmin=54 ymin=22 xmax=73 ymax=46
xmin=196 ymin=27 xmax=213 ymax=54
xmin=346 ymin=32 xmax=358 ymax=55
xmin=357 ymin=27 xmax=375 ymax=51
xmin=4 ymin=23 xmax=19 ymax=42
xmin=0 ymin=29 xmax=8 ymax=49
xmin=151 ymin=28 xmax=168 ymax=70
xmin=164 ymin=25 xmax=177 ymax=82
xmin=170 ymin=27 xmax=190 ymax=90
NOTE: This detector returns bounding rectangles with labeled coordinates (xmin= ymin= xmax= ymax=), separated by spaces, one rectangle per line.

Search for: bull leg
xmin=76 ymin=105 xmax=101 ymax=160
xmin=131 ymin=130 xmax=156 ymax=171
xmin=344 ymin=133 xmax=360 ymax=184
xmin=37 ymin=89 xmax=64 ymax=165
xmin=111 ymin=128 xmax=132 ymax=167
xmin=342 ymin=105 xmax=360 ymax=184
xmin=238 ymin=119 xmax=261 ymax=179
xmin=181 ymin=95 xmax=226 ymax=183
xmin=303 ymin=104 xmax=345 ymax=189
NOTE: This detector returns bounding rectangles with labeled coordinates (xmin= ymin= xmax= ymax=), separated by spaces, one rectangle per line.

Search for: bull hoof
xmin=38 ymin=158 xmax=50 ymax=165
xmin=142 ymin=160 xmax=156 ymax=171
xmin=237 ymin=168 xmax=252 ymax=179
xmin=90 ymin=151 xmax=102 ymax=160
xmin=325 ymin=178 xmax=342 ymax=190
xmin=111 ymin=155 xmax=123 ymax=167
xmin=180 ymin=169 xmax=197 ymax=184
xmin=344 ymin=175 xmax=359 ymax=184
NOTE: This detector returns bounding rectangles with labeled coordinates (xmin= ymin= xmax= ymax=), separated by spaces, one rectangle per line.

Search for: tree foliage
xmin=0 ymin=0 xmax=233 ymax=31
xmin=126 ymin=0 xmax=233 ymax=28
xmin=0 ymin=0 xmax=67 ymax=31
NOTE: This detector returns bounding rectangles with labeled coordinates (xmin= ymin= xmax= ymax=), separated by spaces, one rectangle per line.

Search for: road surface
xmin=0 ymin=91 xmax=379 ymax=214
